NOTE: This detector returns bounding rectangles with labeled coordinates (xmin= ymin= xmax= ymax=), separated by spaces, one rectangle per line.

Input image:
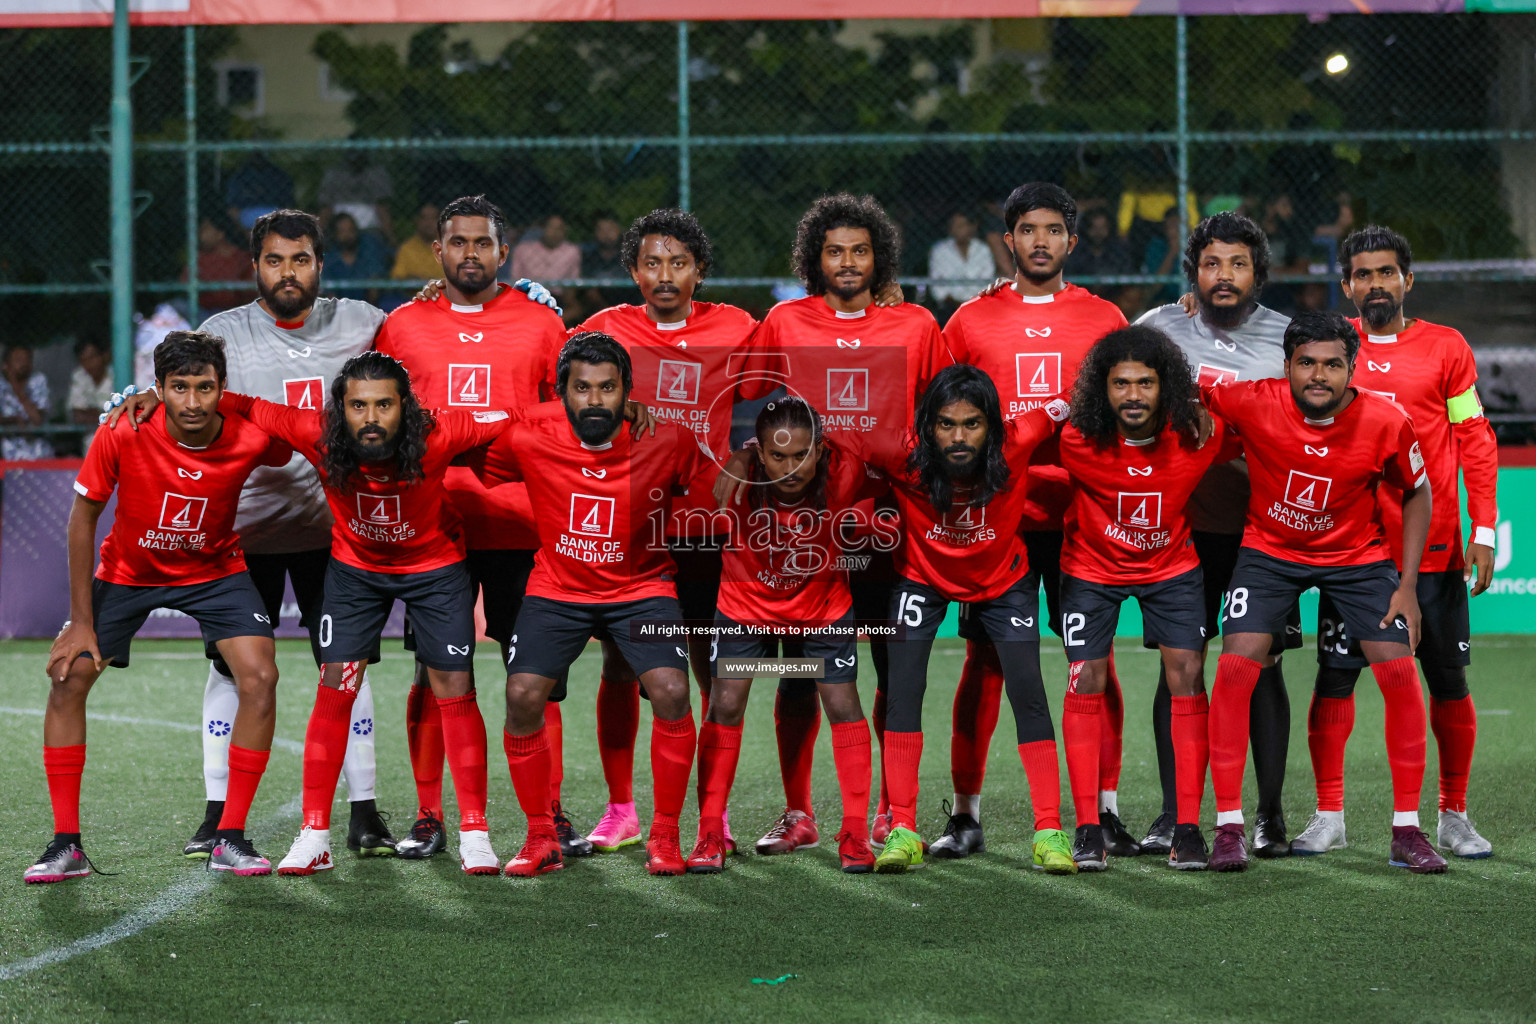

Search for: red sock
xmin=883 ymin=730 xmax=923 ymax=830
xmin=1100 ymin=651 xmax=1125 ymax=792
xmin=503 ymin=727 xmax=553 ymax=836
xmin=1062 ymin=691 xmax=1103 ymax=827
xmin=596 ymin=676 xmax=639 ymax=804
xmin=546 ymin=701 xmax=564 ymax=806
xmin=951 ymin=641 xmax=1003 ymax=795
xmin=217 ymin=745 xmax=270 ymax=831
xmin=774 ymin=692 xmax=821 ymax=816
xmin=696 ymin=720 xmax=742 ymax=832
xmin=1373 ymin=657 xmax=1427 ymax=814
xmin=830 ymin=718 xmax=872 ymax=833
xmin=437 ymin=692 xmax=489 ymax=831
xmin=1431 ymin=695 xmax=1477 ymax=813
xmin=303 ymin=684 xmax=357 ymax=830
xmin=1018 ymin=739 xmax=1063 ymax=832
xmin=650 ymin=712 xmax=697 ymax=828
xmin=1170 ymin=694 xmax=1210 ymax=826
xmin=43 ymin=744 xmax=86 ymax=835
xmin=872 ymin=688 xmax=890 ymax=815
xmin=1209 ymin=654 xmax=1262 ymax=814
xmin=1307 ymin=694 xmax=1355 ymax=813
xmin=405 ymin=684 xmax=443 ymax=818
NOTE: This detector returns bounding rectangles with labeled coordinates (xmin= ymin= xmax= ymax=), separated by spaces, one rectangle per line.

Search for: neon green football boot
xmin=1033 ymin=828 xmax=1079 ymax=874
xmin=874 ymin=826 xmax=926 ymax=874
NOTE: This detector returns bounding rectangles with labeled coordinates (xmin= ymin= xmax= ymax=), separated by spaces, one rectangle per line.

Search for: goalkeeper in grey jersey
xmin=1133 ymin=212 xmax=1298 ymax=861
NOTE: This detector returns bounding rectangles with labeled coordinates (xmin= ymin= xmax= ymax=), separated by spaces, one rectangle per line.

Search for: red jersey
xmin=375 ymin=286 xmax=565 ymax=551
xmin=843 ymin=403 xmax=1067 ymax=603
xmin=1059 ymin=418 xmax=1242 ymax=585
xmin=575 ymin=302 xmax=771 ymax=538
xmin=1202 ymin=379 xmax=1426 ymax=567
xmin=945 ymin=282 xmax=1129 ymax=531
xmin=77 ymin=408 xmax=291 ymax=587
xmin=1349 ymin=317 xmax=1499 ymax=573
xmin=219 ymin=392 xmax=512 ymax=574
xmin=715 ymin=440 xmax=889 ymax=628
xmin=474 ymin=411 xmax=710 ymax=603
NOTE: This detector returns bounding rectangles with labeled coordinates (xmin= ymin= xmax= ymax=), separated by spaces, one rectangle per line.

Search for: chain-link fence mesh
xmin=3 ymin=14 xmax=1536 ymax=452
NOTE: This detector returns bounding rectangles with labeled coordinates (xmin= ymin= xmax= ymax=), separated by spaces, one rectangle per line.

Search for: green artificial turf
xmin=1 ymin=637 xmax=1532 ymax=1023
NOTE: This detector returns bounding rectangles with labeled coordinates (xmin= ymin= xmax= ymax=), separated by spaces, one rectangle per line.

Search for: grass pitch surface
xmin=1 ymin=637 xmax=1533 ymax=1023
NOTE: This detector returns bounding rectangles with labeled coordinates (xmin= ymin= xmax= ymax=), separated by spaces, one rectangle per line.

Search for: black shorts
xmin=894 ymin=573 xmax=1041 ymax=644
xmin=711 ymin=610 xmax=860 ymax=685
xmin=403 ymin=547 xmax=534 ymax=653
xmin=958 ymin=530 xmax=1061 ymax=643
xmin=508 ymin=595 xmax=688 ymax=681
xmin=1318 ymin=568 xmax=1471 ymax=671
xmin=668 ymin=536 xmax=725 ymax=625
xmin=228 ymin=548 xmax=381 ymax=670
xmin=322 ymin=558 xmax=476 ymax=672
xmin=1222 ymin=549 xmax=1407 ymax=647
xmin=91 ymin=572 xmax=273 ymax=669
xmin=1194 ymin=531 xmax=1303 ymax=653
xmin=1059 ymin=568 xmax=1208 ymax=662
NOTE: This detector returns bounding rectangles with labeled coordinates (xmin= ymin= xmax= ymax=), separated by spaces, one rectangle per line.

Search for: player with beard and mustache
xmin=1295 ymin=226 xmax=1500 ymax=861
xmin=1134 ymin=211 xmax=1300 ymax=859
xmin=937 ymin=183 xmax=1134 ymax=862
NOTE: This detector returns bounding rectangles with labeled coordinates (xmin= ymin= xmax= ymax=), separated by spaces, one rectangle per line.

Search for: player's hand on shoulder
xmin=873 ymin=280 xmax=905 ymax=307
xmin=1177 ymin=291 xmax=1197 ymax=317
xmin=414 ymin=278 xmax=445 ymax=303
xmin=514 ymin=278 xmax=563 ymax=317
xmin=100 ymin=384 xmax=158 ymax=431
xmin=47 ymin=620 xmax=103 ymax=682
xmin=1195 ymin=403 xmax=1214 ymax=448
xmin=977 ymin=277 xmax=1013 ymax=298
xmin=623 ymin=400 xmax=657 ymax=437
xmin=714 ymin=445 xmax=755 ymax=508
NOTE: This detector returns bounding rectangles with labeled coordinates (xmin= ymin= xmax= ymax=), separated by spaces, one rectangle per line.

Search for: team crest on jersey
xmin=158 ymin=493 xmax=208 ymax=532
xmin=357 ymin=493 xmax=401 ymax=525
xmin=1016 ymin=353 xmax=1060 ymax=397
xmin=1197 ymin=364 xmax=1239 ymax=388
xmin=657 ymin=359 xmax=702 ymax=405
xmin=1283 ymin=470 xmax=1333 ymax=512
xmin=827 ymin=369 xmax=868 ymax=411
xmin=1117 ymin=492 xmax=1163 ymax=528
xmin=1409 ymin=442 xmax=1425 ymax=474
xmin=283 ymin=376 xmax=324 ymax=410
xmin=569 ymin=493 xmax=615 ymax=538
xmin=448 ymin=364 xmax=491 ymax=407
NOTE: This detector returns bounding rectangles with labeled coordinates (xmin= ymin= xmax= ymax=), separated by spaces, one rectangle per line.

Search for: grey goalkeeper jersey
xmin=1135 ymin=302 xmax=1291 ymax=534
xmin=201 ymin=297 xmax=386 ymax=553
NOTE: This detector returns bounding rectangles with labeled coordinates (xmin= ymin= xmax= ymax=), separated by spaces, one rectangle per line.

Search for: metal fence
xmin=3 ymin=13 xmax=1536 ymax=450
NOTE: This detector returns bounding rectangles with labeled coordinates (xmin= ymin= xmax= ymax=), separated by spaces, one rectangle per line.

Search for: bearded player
xmin=940 ymin=182 xmax=1133 ymax=859
xmin=1202 ymin=311 xmax=1444 ymax=874
xmin=1135 ymin=212 xmax=1298 ymax=857
xmin=1296 ymin=225 xmax=1499 ymax=860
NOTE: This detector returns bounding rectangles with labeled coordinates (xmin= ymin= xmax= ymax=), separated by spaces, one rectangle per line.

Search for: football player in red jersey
xmin=831 ymin=365 xmax=1073 ymax=874
xmin=28 ymin=333 xmax=290 ymax=882
xmin=1297 ymin=226 xmax=1500 ymax=860
xmin=689 ymin=397 xmax=889 ymax=874
xmin=480 ymin=333 xmax=710 ymax=878
xmin=374 ymin=195 xmax=585 ymax=859
xmin=1201 ymin=311 xmax=1445 ymax=874
xmin=1056 ymin=325 xmax=1241 ymax=871
xmin=940 ymin=183 xmax=1135 ymax=860
xmin=574 ymin=209 xmax=772 ymax=856
xmin=747 ymin=193 xmax=950 ymax=855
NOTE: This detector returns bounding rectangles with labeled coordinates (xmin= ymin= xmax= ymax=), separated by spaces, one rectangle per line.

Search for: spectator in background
xmin=1260 ymin=191 xmax=1316 ymax=313
xmin=181 ymin=216 xmax=254 ymax=320
xmin=928 ymin=210 xmax=995 ymax=321
xmin=510 ymin=214 xmax=581 ymax=318
xmin=580 ymin=213 xmax=628 ymax=312
xmin=68 ymin=337 xmax=112 ymax=453
xmin=224 ymin=153 xmax=294 ymax=233
xmin=389 ymin=202 xmax=442 ymax=282
xmin=1066 ymin=208 xmax=1134 ymax=287
xmin=0 ymin=342 xmax=53 ymax=461
xmin=317 ymin=153 xmax=394 ymax=238
xmin=323 ymin=212 xmax=391 ymax=304
xmin=1140 ymin=206 xmax=1184 ymax=307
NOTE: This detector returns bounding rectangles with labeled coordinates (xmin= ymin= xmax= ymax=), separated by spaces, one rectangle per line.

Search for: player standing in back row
xmin=1296 ymin=226 xmax=1500 ymax=860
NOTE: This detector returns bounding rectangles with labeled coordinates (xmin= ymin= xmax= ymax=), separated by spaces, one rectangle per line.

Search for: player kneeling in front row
xmin=1056 ymin=326 xmax=1241 ymax=870
xmin=29 ymin=332 xmax=288 ymax=882
xmin=475 ymin=333 xmax=704 ymax=878
xmin=1203 ymin=311 xmax=1445 ymax=873
xmin=697 ymin=398 xmax=887 ymax=873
